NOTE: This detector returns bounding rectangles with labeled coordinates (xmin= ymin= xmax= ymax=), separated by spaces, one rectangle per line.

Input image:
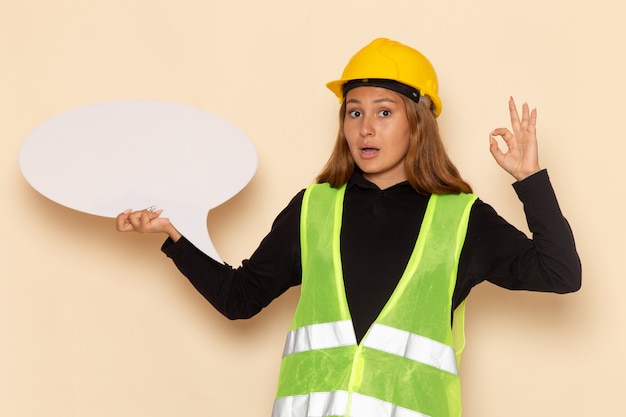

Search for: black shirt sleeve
xmin=161 ymin=190 xmax=304 ymax=320
xmin=453 ymin=169 xmax=582 ymax=308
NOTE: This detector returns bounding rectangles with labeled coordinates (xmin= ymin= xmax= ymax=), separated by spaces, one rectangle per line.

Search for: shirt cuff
xmin=161 ymin=236 xmax=191 ymax=258
xmin=512 ymin=168 xmax=550 ymax=197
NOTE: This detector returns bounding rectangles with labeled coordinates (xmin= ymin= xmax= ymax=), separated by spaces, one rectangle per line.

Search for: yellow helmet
xmin=326 ymin=38 xmax=442 ymax=117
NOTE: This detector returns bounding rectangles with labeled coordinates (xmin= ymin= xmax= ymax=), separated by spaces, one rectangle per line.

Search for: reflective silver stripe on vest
xmin=283 ymin=320 xmax=357 ymax=357
xmin=273 ymin=391 xmax=349 ymax=417
xmin=363 ymin=323 xmax=458 ymax=375
xmin=272 ymin=391 xmax=431 ymax=417
xmin=350 ymin=393 xmax=431 ymax=417
xmin=282 ymin=322 xmax=457 ymax=374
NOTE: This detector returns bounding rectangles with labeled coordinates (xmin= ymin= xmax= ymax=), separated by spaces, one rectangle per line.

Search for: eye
xmin=347 ymin=109 xmax=361 ymax=118
xmin=379 ymin=109 xmax=391 ymax=117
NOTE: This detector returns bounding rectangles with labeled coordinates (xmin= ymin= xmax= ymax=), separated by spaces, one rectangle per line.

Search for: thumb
xmin=489 ymin=135 xmax=505 ymax=165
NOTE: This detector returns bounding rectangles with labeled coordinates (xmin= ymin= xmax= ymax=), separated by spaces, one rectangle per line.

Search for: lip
xmin=359 ymin=147 xmax=379 ymax=160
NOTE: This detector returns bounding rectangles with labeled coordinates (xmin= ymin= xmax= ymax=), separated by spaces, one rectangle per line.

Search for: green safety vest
xmin=273 ymin=183 xmax=477 ymax=417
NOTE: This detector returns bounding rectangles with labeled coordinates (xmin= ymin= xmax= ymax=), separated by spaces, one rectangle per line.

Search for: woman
xmin=117 ymin=38 xmax=581 ymax=417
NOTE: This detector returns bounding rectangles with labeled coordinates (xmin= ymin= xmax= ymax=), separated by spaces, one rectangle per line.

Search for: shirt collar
xmin=347 ymin=169 xmax=412 ymax=191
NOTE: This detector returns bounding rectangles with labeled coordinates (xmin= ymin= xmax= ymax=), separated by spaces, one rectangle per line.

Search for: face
xmin=344 ymin=86 xmax=411 ymax=189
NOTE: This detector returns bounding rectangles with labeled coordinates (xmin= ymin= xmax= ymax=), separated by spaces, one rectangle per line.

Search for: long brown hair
xmin=316 ymin=95 xmax=472 ymax=194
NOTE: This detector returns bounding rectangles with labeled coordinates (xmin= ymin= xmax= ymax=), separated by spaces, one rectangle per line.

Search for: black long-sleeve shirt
xmin=162 ymin=169 xmax=581 ymax=342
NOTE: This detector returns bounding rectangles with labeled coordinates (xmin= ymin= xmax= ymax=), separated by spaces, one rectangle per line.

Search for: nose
xmin=360 ymin=114 xmax=375 ymax=137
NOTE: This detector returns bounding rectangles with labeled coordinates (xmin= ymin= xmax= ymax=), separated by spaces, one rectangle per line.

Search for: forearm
xmin=162 ymin=237 xmax=287 ymax=319
xmin=161 ymin=191 xmax=304 ymax=319
xmin=455 ymin=170 xmax=581 ymax=306
xmin=509 ymin=169 xmax=582 ymax=292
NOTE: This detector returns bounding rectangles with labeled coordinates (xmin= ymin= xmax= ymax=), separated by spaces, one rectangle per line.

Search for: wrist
xmin=514 ymin=166 xmax=541 ymax=182
xmin=165 ymin=224 xmax=182 ymax=242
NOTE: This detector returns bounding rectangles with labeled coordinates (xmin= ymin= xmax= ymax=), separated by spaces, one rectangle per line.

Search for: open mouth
xmin=361 ymin=147 xmax=379 ymax=154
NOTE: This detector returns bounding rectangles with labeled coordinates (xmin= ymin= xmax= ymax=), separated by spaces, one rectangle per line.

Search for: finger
xmin=115 ymin=209 xmax=132 ymax=232
xmin=139 ymin=208 xmax=163 ymax=231
xmin=520 ymin=102 xmax=531 ymax=130
xmin=509 ymin=97 xmax=521 ymax=129
xmin=489 ymin=135 xmax=506 ymax=165
xmin=528 ymin=107 xmax=537 ymax=133
xmin=144 ymin=208 xmax=162 ymax=220
xmin=140 ymin=210 xmax=155 ymax=229
xmin=490 ymin=128 xmax=514 ymax=146
xmin=127 ymin=211 xmax=144 ymax=229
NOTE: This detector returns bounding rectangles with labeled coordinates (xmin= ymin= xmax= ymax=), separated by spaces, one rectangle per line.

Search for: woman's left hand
xmin=489 ymin=97 xmax=541 ymax=181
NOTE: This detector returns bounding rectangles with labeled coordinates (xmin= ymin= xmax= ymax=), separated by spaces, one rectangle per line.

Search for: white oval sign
xmin=19 ymin=100 xmax=258 ymax=263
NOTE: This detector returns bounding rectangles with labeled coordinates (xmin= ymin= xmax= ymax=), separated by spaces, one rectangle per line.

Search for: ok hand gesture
xmin=489 ymin=97 xmax=541 ymax=181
